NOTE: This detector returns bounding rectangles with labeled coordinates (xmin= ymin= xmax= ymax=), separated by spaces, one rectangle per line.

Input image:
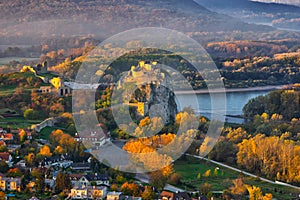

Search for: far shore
xmin=174 ymin=85 xmax=283 ymax=94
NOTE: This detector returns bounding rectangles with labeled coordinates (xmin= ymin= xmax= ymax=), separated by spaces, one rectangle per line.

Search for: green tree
xmin=33 ymin=170 xmax=45 ymax=193
xmin=23 ymin=108 xmax=38 ymax=120
xmin=55 ymin=172 xmax=71 ymax=194
xmin=0 ymin=161 xmax=9 ymax=173
xmin=149 ymin=170 xmax=167 ymax=191
xmin=21 ymin=169 xmax=31 ymax=191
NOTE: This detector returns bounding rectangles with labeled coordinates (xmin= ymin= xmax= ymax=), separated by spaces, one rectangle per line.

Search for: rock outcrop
xmin=119 ymin=61 xmax=177 ymax=124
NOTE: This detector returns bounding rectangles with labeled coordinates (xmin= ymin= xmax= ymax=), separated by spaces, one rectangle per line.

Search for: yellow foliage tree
xmin=39 ymin=145 xmax=52 ymax=157
xmin=246 ymin=185 xmax=263 ymax=200
xmin=50 ymin=77 xmax=62 ymax=89
xmin=139 ymin=116 xmax=151 ymax=127
xmin=19 ymin=129 xmax=26 ymax=142
xmin=54 ymin=146 xmax=65 ymax=154
xmin=25 ymin=153 xmax=35 ymax=166
xmin=230 ymin=178 xmax=246 ymax=196
xmin=263 ymin=193 xmax=273 ymax=200
xmin=261 ymin=112 xmax=269 ymax=123
xmin=203 ymin=169 xmax=211 ymax=177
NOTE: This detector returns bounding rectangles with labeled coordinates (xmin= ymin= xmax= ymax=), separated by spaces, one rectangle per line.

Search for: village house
xmin=77 ymin=174 xmax=110 ymax=187
xmin=74 ymin=131 xmax=110 ymax=150
xmin=69 ymin=174 xmax=84 ymax=186
xmin=0 ymin=132 xmax=13 ymax=141
xmin=16 ymin=159 xmax=26 ymax=168
xmin=69 ymin=185 xmax=107 ymax=199
xmin=0 ymin=177 xmax=21 ymax=191
xmin=0 ymin=128 xmax=7 ymax=134
xmin=0 ymin=152 xmax=13 ymax=167
xmin=41 ymin=154 xmax=73 ymax=168
xmin=159 ymin=191 xmax=191 ymax=200
xmin=106 ymin=191 xmax=122 ymax=200
xmin=71 ymin=162 xmax=91 ymax=172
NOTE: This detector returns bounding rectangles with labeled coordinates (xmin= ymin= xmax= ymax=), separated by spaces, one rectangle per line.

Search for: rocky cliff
xmin=121 ymin=61 xmax=178 ymax=124
xmin=135 ymin=83 xmax=177 ymax=124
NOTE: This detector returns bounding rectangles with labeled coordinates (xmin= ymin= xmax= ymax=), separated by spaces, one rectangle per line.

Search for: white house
xmin=70 ymin=186 xmax=107 ymax=199
xmin=78 ymin=174 xmax=110 ymax=187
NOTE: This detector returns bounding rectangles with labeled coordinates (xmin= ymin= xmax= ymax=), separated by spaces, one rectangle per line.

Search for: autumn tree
xmin=237 ymin=134 xmax=300 ymax=182
xmin=203 ymin=169 xmax=211 ymax=177
xmin=168 ymin=173 xmax=182 ymax=185
xmin=25 ymin=153 xmax=35 ymax=167
xmin=0 ymin=191 xmax=6 ymax=200
xmin=263 ymin=193 xmax=273 ymax=200
xmin=246 ymin=185 xmax=263 ymax=200
xmin=199 ymin=183 xmax=212 ymax=195
xmin=120 ymin=182 xmax=140 ymax=196
xmin=24 ymin=108 xmax=38 ymax=120
xmin=141 ymin=186 xmax=155 ymax=200
xmin=139 ymin=116 xmax=151 ymax=127
xmin=225 ymin=127 xmax=248 ymax=143
xmin=19 ymin=129 xmax=27 ymax=142
xmin=110 ymin=183 xmax=118 ymax=191
xmin=230 ymin=178 xmax=246 ymax=197
xmin=7 ymin=168 xmax=22 ymax=177
xmin=32 ymin=169 xmax=45 ymax=193
xmin=149 ymin=170 xmax=167 ymax=191
xmin=39 ymin=145 xmax=52 ymax=157
xmin=54 ymin=146 xmax=65 ymax=154
xmin=55 ymin=172 xmax=71 ymax=194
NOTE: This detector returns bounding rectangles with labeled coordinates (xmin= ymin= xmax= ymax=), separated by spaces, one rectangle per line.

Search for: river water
xmin=176 ymin=90 xmax=270 ymax=123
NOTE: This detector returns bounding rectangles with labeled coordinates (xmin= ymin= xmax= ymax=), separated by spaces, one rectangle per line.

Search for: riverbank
xmin=175 ymin=85 xmax=282 ymax=94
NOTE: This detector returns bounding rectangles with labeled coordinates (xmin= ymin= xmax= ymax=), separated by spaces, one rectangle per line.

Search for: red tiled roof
xmin=0 ymin=152 xmax=10 ymax=161
xmin=5 ymin=133 xmax=13 ymax=138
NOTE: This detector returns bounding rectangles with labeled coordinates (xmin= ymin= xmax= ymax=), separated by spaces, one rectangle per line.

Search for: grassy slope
xmin=173 ymin=158 xmax=297 ymax=199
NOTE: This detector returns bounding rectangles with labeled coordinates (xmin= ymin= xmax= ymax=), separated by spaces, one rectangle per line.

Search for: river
xmin=176 ymin=90 xmax=271 ymax=124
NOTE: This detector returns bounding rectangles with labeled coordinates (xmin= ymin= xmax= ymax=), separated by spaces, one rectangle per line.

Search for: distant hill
xmin=195 ymin=0 xmax=300 ymax=12
xmin=251 ymin=0 xmax=300 ymax=7
xmin=194 ymin=0 xmax=300 ymax=31
xmin=0 ymin=0 xmax=274 ymax=44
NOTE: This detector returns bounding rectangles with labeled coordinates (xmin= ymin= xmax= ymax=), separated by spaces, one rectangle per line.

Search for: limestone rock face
xmin=136 ymin=83 xmax=177 ymax=124
xmin=118 ymin=61 xmax=178 ymax=124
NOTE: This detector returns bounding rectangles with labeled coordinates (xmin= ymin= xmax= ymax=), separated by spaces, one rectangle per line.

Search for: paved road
xmin=186 ymin=153 xmax=300 ymax=191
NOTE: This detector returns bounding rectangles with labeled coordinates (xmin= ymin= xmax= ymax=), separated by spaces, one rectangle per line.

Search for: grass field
xmin=173 ymin=157 xmax=298 ymax=199
xmin=0 ymin=117 xmax=42 ymax=129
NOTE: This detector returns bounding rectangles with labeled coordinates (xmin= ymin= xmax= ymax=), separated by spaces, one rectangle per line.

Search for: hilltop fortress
xmin=119 ymin=61 xmax=171 ymax=88
xmin=119 ymin=61 xmax=177 ymax=123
